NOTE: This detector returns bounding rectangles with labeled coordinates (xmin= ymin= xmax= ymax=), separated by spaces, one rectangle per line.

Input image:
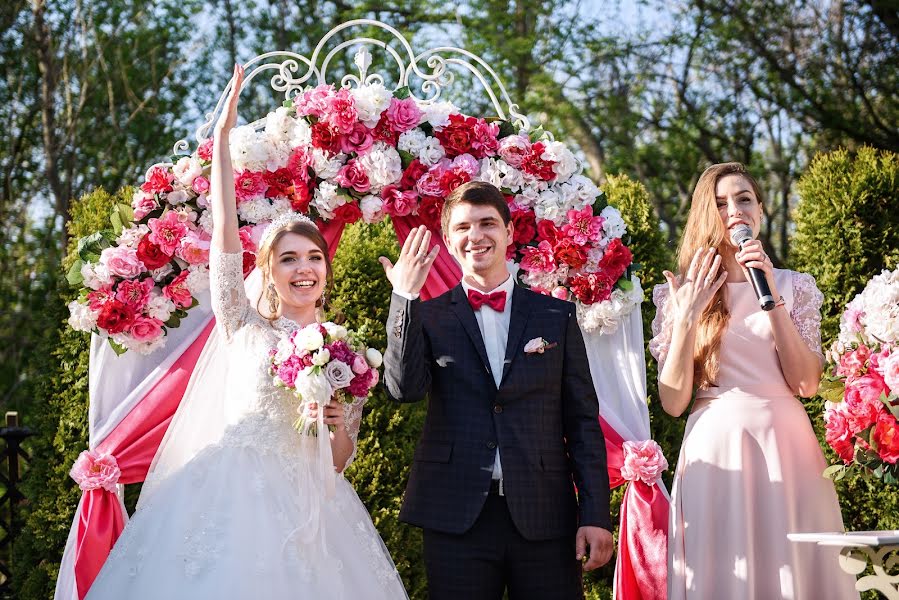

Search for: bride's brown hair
xmin=255 ymin=221 xmax=334 ymax=320
xmin=678 ymin=162 xmax=763 ymax=389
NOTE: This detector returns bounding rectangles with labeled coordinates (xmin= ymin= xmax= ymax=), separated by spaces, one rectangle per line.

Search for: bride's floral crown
xmin=259 ymin=212 xmax=317 ymax=249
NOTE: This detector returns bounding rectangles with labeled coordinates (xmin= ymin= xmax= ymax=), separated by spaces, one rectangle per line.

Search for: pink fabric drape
xmin=73 ymin=221 xmax=346 ymax=599
xmin=391 ymin=215 xmax=461 ymax=300
xmin=600 ymin=417 xmax=669 ymax=600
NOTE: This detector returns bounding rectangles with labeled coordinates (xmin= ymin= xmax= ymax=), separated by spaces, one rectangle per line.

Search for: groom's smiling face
xmin=443 ymin=202 xmax=514 ymax=281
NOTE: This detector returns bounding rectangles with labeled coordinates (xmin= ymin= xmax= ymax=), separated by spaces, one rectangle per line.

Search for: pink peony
xmin=381 ymin=185 xmax=418 ymax=217
xmin=562 ymin=205 xmax=604 ymax=245
xmin=836 ymin=344 xmax=871 ymax=380
xmin=234 ymin=170 xmax=268 ymax=202
xmin=324 ymin=88 xmax=358 ymax=134
xmin=470 ymin=119 xmax=499 ymax=158
xmin=385 ymin=97 xmax=423 ymax=133
xmin=276 ymin=354 xmax=304 ymax=388
xmin=340 ymin=122 xmax=374 ymax=155
xmin=197 ymin=138 xmax=214 ymax=161
xmin=163 ymin=271 xmax=193 ymax=309
xmin=415 ymin=164 xmax=447 ymax=198
xmin=140 ymin=165 xmax=174 ymax=195
xmin=70 ymin=450 xmax=121 ymax=493
xmin=147 ymin=212 xmax=189 ymax=256
xmin=498 ymin=134 xmax=531 ymax=168
xmin=177 ymin=230 xmax=211 ymax=265
xmin=115 ymin=278 xmax=154 ymax=310
xmin=87 ymin=286 xmax=115 ymax=310
xmin=295 ymin=84 xmax=334 ymax=118
xmin=551 ymin=286 xmax=569 ymax=300
xmin=335 ymin=160 xmax=371 ymax=193
xmin=129 ymin=315 xmax=164 ymax=342
xmin=99 ymin=246 xmax=146 ymax=279
xmin=844 ymin=374 xmax=887 ymax=432
xmin=520 ymin=241 xmax=556 ymax=274
xmin=620 ymin=440 xmax=669 ymax=485
xmin=238 ymin=225 xmax=257 ymax=253
xmin=348 ymin=367 xmax=375 ymax=397
xmin=326 ymin=340 xmax=356 ymax=364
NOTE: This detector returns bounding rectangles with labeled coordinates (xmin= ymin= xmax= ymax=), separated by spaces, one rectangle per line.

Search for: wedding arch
xmin=58 ymin=19 xmax=669 ymax=600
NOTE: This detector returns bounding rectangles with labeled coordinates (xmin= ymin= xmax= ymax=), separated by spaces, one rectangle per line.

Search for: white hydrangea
xmin=568 ymin=174 xmax=601 ymax=205
xmin=355 ymin=142 xmax=402 ymax=192
xmin=478 ymin=158 xmax=506 ymax=190
xmin=541 ymin=141 xmax=579 ymax=183
xmin=534 ymin=189 xmax=567 ymax=225
xmin=417 ymin=137 xmax=446 ymax=167
xmin=116 ymin=224 xmax=149 ymax=248
xmin=185 ymin=264 xmax=210 ymax=294
xmin=146 ymin=293 xmax=176 ymax=322
xmin=238 ymin=197 xmax=278 ymax=224
xmin=229 ymin=125 xmax=271 ymax=172
xmin=288 ymin=118 xmax=313 ymax=148
xmin=310 ymin=148 xmax=345 ymax=180
xmin=311 ymin=182 xmax=342 ymax=220
xmin=600 ymin=206 xmax=627 ymax=239
xmin=264 ymin=107 xmax=300 ymax=144
xmin=421 ymin=100 xmax=458 ymax=128
xmin=398 ymin=129 xmax=428 ymax=155
xmin=584 ymin=246 xmax=606 ymax=271
xmin=113 ymin=332 xmax=166 ymax=356
xmin=841 ymin=268 xmax=899 ymax=346
xmin=198 ymin=210 xmax=214 ymax=235
xmin=350 ymin=83 xmax=393 ymax=127
xmin=360 ymin=194 xmax=385 ymax=224
xmin=68 ymin=300 xmax=98 ymax=332
xmin=81 ymin=262 xmax=113 ymax=290
xmin=514 ymin=186 xmax=541 ymax=208
xmin=270 ymin=196 xmax=293 ymax=215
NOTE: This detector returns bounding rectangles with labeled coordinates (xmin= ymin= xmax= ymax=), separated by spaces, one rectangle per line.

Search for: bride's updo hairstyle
xmin=679 ymin=162 xmax=763 ymax=389
xmin=254 ymin=219 xmax=334 ymax=320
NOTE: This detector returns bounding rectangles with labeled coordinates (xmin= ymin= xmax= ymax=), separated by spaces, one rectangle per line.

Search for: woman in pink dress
xmin=650 ymin=162 xmax=858 ymax=599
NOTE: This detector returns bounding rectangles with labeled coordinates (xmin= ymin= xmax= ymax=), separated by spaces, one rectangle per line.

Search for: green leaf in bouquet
xmin=528 ymin=126 xmax=545 ymax=142
xmin=108 ymin=338 xmax=128 ymax=356
xmin=419 ymin=122 xmax=434 ymax=137
xmin=617 ymin=277 xmax=634 ymax=291
xmin=165 ymin=313 xmax=181 ymax=328
xmin=117 ymin=203 xmax=134 ymax=224
xmin=77 ymin=232 xmax=111 ymax=263
xmin=110 ymin=211 xmax=123 ymax=235
xmin=189 ymin=297 xmax=200 ymax=309
xmin=881 ymin=392 xmax=899 ymax=419
xmin=497 ymin=120 xmax=516 ymax=139
xmin=817 ymin=377 xmax=845 ymax=403
xmin=822 ymin=464 xmax=845 ymax=481
xmin=398 ymin=149 xmax=416 ymax=169
xmin=393 ymin=86 xmax=411 ymax=100
xmin=66 ymin=259 xmax=85 ymax=287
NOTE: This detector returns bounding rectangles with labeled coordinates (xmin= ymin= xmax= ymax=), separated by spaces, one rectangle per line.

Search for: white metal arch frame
xmin=172 ymin=18 xmax=531 ymax=158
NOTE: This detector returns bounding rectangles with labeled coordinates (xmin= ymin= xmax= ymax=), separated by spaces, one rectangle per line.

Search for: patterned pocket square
xmin=524 ymin=337 xmax=557 ymax=354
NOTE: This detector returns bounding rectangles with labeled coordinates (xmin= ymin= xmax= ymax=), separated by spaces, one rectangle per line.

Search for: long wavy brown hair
xmin=255 ymin=220 xmax=333 ymax=321
xmin=679 ymin=162 xmax=763 ymax=389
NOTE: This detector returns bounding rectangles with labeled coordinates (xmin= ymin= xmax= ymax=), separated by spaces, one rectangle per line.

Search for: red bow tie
xmin=467 ymin=289 xmax=507 ymax=312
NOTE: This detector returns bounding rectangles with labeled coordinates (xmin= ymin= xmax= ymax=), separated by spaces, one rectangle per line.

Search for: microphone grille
xmin=729 ymin=223 xmax=753 ymax=246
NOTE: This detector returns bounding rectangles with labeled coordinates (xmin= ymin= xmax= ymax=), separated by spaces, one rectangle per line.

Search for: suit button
xmin=486 ymin=441 xmax=497 ymax=450
xmin=493 ymin=404 xmax=503 ymax=414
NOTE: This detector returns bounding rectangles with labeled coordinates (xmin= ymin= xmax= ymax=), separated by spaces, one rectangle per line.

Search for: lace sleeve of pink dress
xmin=649 ymin=283 xmax=674 ymax=372
xmin=789 ymin=271 xmax=825 ymax=363
xmin=208 ymin=248 xmax=251 ymax=340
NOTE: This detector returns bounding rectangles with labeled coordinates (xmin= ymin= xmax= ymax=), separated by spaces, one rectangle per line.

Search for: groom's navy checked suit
xmin=384 ymin=283 xmax=612 ymax=562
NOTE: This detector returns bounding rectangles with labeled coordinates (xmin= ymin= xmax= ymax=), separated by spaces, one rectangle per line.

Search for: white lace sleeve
xmin=649 ymin=283 xmax=674 ymax=372
xmin=208 ymin=248 xmax=251 ymax=340
xmin=790 ymin=271 xmax=825 ymax=361
xmin=340 ymin=396 xmax=367 ymax=472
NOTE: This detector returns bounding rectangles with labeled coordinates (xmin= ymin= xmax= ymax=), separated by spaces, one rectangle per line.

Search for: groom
xmin=380 ymin=181 xmax=613 ymax=599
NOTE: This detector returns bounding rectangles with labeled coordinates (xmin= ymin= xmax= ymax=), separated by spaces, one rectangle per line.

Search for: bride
xmin=85 ymin=65 xmax=408 ymax=599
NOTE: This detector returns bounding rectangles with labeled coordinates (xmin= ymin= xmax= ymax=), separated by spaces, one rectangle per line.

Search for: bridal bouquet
xmin=269 ymin=321 xmax=382 ymax=435
xmin=821 ymin=267 xmax=899 ymax=484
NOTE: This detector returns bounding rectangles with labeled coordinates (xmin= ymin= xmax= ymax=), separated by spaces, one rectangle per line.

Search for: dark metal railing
xmin=0 ymin=412 xmax=34 ymax=592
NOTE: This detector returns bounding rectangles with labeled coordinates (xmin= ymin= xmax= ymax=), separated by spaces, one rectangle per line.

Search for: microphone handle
xmin=747 ymin=266 xmax=775 ymax=311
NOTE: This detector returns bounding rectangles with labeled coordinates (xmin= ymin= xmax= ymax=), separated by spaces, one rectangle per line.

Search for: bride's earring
xmin=319 ymin=289 xmax=328 ymax=309
xmin=267 ymin=283 xmax=279 ymax=315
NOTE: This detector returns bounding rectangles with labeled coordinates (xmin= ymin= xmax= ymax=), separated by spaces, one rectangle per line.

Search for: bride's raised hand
xmin=215 ymin=64 xmax=244 ymax=135
xmin=664 ymin=247 xmax=727 ymax=325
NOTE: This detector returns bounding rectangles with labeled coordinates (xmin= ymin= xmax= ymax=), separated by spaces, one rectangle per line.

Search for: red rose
xmin=553 ymin=238 xmax=587 ymax=269
xmin=264 ymin=168 xmax=295 ymax=198
xmin=140 ymin=165 xmax=174 ymax=195
xmin=287 ymin=148 xmax=311 ymax=182
xmin=440 ymin=168 xmax=471 ymax=195
xmin=511 ymin=210 xmax=537 ymax=245
xmin=419 ymin=196 xmax=444 ymax=231
xmin=96 ymin=299 xmax=136 ymax=334
xmin=598 ymin=238 xmax=633 ymax=280
xmin=372 ymin=114 xmax=398 ymax=145
xmin=334 ymin=202 xmax=363 ymax=224
xmin=400 ymin=159 xmax=429 ymax=190
xmin=136 ymin=235 xmax=173 ymax=270
xmin=537 ymin=219 xmax=560 ymax=244
xmin=311 ymin=121 xmax=342 ymax=154
xmin=434 ymin=114 xmax=477 ymax=157
xmin=521 ymin=141 xmax=556 ymax=181
xmin=197 ymin=138 xmax=214 ymax=161
xmin=242 ymin=252 xmax=256 ymax=276
xmin=569 ymin=271 xmax=616 ymax=305
xmin=873 ymin=412 xmax=899 ymax=464
xmin=291 ymin=182 xmax=312 ymax=213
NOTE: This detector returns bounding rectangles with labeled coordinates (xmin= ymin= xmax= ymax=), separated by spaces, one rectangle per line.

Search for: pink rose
xmin=620 ymin=439 xmax=669 ymax=485
xmin=115 ymin=278 xmax=154 ymax=310
xmin=381 ymin=185 xmax=418 ymax=217
xmin=520 ymin=241 xmax=556 ymax=274
xmin=148 ymin=211 xmax=189 ymax=256
xmin=340 ymin=122 xmax=374 ymax=155
xmin=163 ymin=271 xmax=193 ymax=309
xmin=99 ymin=246 xmax=146 ymax=279
xmin=836 ymin=344 xmax=871 ymax=380
xmin=129 ymin=315 xmax=164 ymax=342
xmin=498 ymin=134 xmax=531 ymax=168
xmin=824 ymin=405 xmax=856 ymax=463
xmin=69 ymin=450 xmax=121 ymax=492
xmin=385 ymin=97 xmax=423 ymax=133
xmin=132 ymin=190 xmax=159 ymax=220
xmin=192 ymin=176 xmax=210 ymax=195
xmin=335 ymin=160 xmax=371 ymax=193
xmin=352 ymin=354 xmax=369 ymax=375
xmin=234 ymin=170 xmax=268 ymax=202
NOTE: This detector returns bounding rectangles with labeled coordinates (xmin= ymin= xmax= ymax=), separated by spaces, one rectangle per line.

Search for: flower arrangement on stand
xmin=67 ymin=77 xmax=640 ymax=353
xmin=821 ymin=267 xmax=899 ymax=484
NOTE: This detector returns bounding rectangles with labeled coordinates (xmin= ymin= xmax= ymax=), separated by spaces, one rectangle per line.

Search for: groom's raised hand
xmin=379 ymin=225 xmax=440 ymax=296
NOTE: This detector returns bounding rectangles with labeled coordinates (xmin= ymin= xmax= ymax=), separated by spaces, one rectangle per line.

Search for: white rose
xmin=323 ymin=322 xmax=348 ymax=340
xmin=360 ymin=194 xmax=385 ymax=223
xmin=296 ymin=326 xmax=325 ymax=351
xmin=312 ymin=348 xmax=331 ymax=366
xmin=173 ymin=156 xmax=202 ymax=187
xmin=67 ymin=301 xmax=98 ymax=332
xmin=365 ymin=347 xmax=383 ymax=368
xmin=324 ymin=360 xmax=354 ymax=390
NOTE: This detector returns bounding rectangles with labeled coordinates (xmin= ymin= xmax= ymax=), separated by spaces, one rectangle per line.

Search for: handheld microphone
xmin=729 ymin=224 xmax=775 ymax=311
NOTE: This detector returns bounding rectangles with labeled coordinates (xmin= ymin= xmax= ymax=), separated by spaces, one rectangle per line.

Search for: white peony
xmin=264 ymin=107 xmax=299 ymax=144
xmin=421 ymin=100 xmax=458 ymax=128
xmin=173 ymin=156 xmax=203 ymax=187
xmin=355 ymin=142 xmax=403 ymax=192
xmin=350 ymin=83 xmax=393 ymax=127
xmin=229 ymin=126 xmax=271 ymax=172
xmin=295 ymin=326 xmax=325 ymax=352
xmin=600 ymin=206 xmax=627 ymax=239
xmin=323 ymin=322 xmax=348 ymax=340
xmin=288 ymin=119 xmax=312 ymax=148
xmin=360 ymin=194 xmax=385 ymax=223
xmin=541 ymin=141 xmax=579 ymax=183
xmin=398 ymin=129 xmax=428 ymax=155
xmin=312 ymin=348 xmax=331 ymax=366
xmin=274 ymin=338 xmax=295 ymax=363
xmin=365 ymin=347 xmax=383 ymax=368
xmin=68 ymin=301 xmax=98 ymax=332
xmin=146 ymin=294 xmax=176 ymax=322
xmin=310 ymin=148 xmax=345 ymax=180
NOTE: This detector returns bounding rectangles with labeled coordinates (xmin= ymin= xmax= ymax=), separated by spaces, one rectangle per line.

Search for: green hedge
xmin=16 ymin=174 xmax=672 ymax=599
xmin=789 ymin=146 xmax=899 ymax=539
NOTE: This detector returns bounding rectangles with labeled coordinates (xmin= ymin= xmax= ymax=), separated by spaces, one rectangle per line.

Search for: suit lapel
xmin=449 ymin=285 xmax=493 ymax=376
xmin=501 ymin=285 xmax=532 ymax=385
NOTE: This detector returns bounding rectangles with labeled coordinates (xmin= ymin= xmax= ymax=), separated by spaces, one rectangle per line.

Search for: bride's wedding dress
xmin=86 ymin=249 xmax=407 ymax=599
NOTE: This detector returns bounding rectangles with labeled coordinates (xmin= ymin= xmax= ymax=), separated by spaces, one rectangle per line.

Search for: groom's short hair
xmin=441 ymin=181 xmax=512 ymax=233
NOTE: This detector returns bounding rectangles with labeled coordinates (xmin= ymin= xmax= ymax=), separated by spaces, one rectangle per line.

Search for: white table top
xmin=788 ymin=531 xmax=899 ymax=547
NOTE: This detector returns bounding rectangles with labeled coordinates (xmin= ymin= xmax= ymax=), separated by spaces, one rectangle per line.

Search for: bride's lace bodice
xmin=208 ymin=249 xmax=365 ymax=470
